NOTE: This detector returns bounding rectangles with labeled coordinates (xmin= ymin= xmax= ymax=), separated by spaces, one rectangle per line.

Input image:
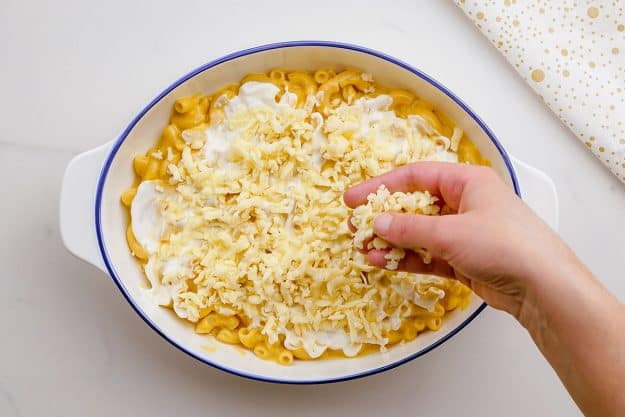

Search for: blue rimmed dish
xmin=59 ymin=41 xmax=558 ymax=384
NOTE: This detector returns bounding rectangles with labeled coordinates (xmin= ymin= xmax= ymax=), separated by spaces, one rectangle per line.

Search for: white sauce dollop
xmin=131 ymin=180 xmax=167 ymax=255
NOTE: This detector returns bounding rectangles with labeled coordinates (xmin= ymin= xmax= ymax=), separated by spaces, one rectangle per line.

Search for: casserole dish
xmin=60 ymin=41 xmax=558 ymax=383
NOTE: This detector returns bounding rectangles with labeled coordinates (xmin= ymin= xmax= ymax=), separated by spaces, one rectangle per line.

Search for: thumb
xmin=373 ymin=212 xmax=456 ymax=259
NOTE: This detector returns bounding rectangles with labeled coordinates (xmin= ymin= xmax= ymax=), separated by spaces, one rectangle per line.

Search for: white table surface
xmin=2 ymin=1 xmax=624 ymax=416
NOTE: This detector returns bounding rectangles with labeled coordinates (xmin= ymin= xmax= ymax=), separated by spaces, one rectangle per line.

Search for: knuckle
xmin=448 ymin=178 xmax=465 ymax=202
xmin=428 ymin=219 xmax=453 ymax=258
xmin=390 ymin=215 xmax=413 ymax=245
xmin=475 ymin=166 xmax=498 ymax=182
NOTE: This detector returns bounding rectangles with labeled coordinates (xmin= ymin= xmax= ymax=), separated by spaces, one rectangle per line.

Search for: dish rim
xmin=94 ymin=40 xmax=521 ymax=384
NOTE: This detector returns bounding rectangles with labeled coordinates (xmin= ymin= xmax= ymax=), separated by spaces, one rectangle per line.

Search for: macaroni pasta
xmin=122 ymin=68 xmax=485 ymax=365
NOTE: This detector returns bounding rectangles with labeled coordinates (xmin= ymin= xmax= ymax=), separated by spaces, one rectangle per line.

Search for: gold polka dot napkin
xmin=456 ymin=0 xmax=625 ymax=183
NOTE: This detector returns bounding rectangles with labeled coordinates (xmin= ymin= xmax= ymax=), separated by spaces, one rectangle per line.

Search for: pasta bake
xmin=121 ymin=68 xmax=486 ymax=365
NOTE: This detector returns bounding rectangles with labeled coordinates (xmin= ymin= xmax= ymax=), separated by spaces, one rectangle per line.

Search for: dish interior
xmin=98 ymin=44 xmax=516 ymax=382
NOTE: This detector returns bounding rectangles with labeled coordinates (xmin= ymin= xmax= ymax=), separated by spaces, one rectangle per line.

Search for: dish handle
xmin=59 ymin=141 xmax=113 ymax=273
xmin=511 ymin=156 xmax=559 ymax=230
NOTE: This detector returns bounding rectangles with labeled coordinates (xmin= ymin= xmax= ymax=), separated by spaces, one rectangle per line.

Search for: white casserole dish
xmin=59 ymin=41 xmax=558 ymax=384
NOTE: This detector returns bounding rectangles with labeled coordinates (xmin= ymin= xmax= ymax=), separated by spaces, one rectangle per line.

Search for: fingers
xmin=343 ymin=161 xmax=488 ymax=211
xmin=373 ymin=212 xmax=457 ymax=257
xmin=367 ymin=249 xmax=454 ymax=278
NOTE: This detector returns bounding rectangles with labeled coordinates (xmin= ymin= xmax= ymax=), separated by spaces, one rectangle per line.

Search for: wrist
xmin=517 ymin=253 xmax=596 ymax=344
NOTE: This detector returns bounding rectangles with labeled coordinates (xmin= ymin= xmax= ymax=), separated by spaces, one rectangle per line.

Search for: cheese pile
xmin=131 ymin=81 xmax=461 ymax=357
xmin=351 ymin=185 xmax=440 ymax=270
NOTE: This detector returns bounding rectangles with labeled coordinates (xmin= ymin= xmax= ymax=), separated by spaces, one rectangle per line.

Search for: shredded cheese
xmin=132 ymin=81 xmax=462 ymax=357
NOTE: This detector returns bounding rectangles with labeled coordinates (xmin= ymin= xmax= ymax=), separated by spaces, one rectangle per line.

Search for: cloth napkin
xmin=455 ymin=0 xmax=625 ymax=183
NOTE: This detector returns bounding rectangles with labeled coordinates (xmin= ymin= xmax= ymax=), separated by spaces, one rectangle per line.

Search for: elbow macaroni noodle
xmin=121 ymin=68 xmax=486 ymax=365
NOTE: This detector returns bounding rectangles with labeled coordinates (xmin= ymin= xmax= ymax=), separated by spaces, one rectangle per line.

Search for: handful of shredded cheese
xmin=351 ymin=185 xmax=440 ymax=270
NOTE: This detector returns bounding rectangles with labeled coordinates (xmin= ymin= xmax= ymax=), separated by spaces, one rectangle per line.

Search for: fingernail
xmin=374 ymin=214 xmax=392 ymax=236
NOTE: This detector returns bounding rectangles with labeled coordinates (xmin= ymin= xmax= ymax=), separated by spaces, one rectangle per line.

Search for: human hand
xmin=344 ymin=162 xmax=580 ymax=322
xmin=345 ymin=162 xmax=625 ymax=417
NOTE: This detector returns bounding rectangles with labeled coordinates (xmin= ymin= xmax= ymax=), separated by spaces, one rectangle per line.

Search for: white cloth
xmin=456 ymin=0 xmax=625 ymax=183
